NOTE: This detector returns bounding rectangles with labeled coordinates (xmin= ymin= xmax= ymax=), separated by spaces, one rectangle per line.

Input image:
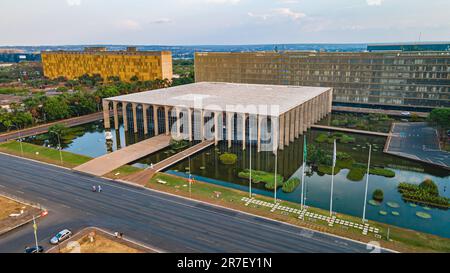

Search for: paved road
xmin=0 ymin=153 xmax=381 ymax=253
xmin=386 ymin=122 xmax=450 ymax=169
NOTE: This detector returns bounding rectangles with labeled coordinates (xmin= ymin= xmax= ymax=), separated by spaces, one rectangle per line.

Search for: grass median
xmin=146 ymin=172 xmax=450 ymax=253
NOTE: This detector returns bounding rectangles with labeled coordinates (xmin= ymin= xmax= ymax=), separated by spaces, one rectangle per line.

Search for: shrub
xmin=369 ymin=167 xmax=395 ymax=178
xmin=238 ymin=169 xmax=284 ymax=190
xmin=318 ymin=165 xmax=341 ymax=175
xmin=373 ymin=189 xmax=384 ymax=202
xmin=398 ymin=181 xmax=449 ymax=207
xmin=419 ymin=179 xmax=439 ymax=196
xmin=282 ymin=177 xmax=301 ymax=193
xmin=315 ymin=133 xmax=329 ymax=143
xmin=219 ymin=153 xmax=237 ymax=165
xmin=347 ymin=167 xmax=366 ymax=181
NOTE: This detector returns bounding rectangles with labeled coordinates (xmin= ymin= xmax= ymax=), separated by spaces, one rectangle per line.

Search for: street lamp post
xmin=10 ymin=125 xmax=24 ymax=157
xmin=57 ymin=133 xmax=63 ymax=166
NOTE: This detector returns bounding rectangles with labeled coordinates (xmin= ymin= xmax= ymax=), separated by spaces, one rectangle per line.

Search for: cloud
xmin=205 ymin=0 xmax=241 ymax=4
xmin=66 ymin=0 xmax=81 ymax=6
xmin=248 ymin=8 xmax=306 ymax=21
xmin=247 ymin=12 xmax=270 ymax=20
xmin=151 ymin=18 xmax=173 ymax=24
xmin=116 ymin=19 xmax=142 ymax=31
xmin=277 ymin=0 xmax=300 ymax=3
xmin=366 ymin=0 xmax=384 ymax=6
xmin=274 ymin=8 xmax=305 ymax=20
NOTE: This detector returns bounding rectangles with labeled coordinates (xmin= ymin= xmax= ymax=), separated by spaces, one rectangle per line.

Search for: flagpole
xmin=249 ymin=120 xmax=252 ymax=198
xmin=329 ymin=139 xmax=336 ymax=217
xmin=274 ymin=151 xmax=277 ymax=203
xmin=362 ymin=144 xmax=372 ymax=222
xmin=300 ymin=135 xmax=306 ymax=209
xmin=188 ymin=156 xmax=191 ymax=197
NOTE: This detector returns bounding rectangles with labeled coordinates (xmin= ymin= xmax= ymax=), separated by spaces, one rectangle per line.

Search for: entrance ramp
xmin=125 ymin=140 xmax=215 ymax=185
xmin=74 ymin=135 xmax=171 ymax=176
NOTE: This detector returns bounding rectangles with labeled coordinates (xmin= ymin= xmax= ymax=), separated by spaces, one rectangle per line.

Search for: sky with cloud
xmin=0 ymin=0 xmax=448 ymax=45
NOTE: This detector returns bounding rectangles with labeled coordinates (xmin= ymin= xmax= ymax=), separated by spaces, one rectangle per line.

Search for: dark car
xmin=25 ymin=246 xmax=44 ymax=253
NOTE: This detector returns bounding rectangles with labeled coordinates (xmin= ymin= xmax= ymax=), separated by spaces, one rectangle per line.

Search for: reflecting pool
xmin=24 ymin=120 xmax=450 ymax=238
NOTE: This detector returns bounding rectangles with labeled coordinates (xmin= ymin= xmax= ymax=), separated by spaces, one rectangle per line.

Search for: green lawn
xmin=104 ymin=165 xmax=142 ymax=179
xmin=0 ymin=141 xmax=142 ymax=178
xmin=147 ymin=172 xmax=450 ymax=253
xmin=0 ymin=141 xmax=91 ymax=168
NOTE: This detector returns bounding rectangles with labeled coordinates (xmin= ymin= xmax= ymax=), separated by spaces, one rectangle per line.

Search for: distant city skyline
xmin=0 ymin=0 xmax=449 ymax=46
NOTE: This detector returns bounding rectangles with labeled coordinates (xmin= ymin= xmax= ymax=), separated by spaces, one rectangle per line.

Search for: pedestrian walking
xmin=98 ymin=185 xmax=102 ymax=192
xmin=92 ymin=185 xmax=96 ymax=192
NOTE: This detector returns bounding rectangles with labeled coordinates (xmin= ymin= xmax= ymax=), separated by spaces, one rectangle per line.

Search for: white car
xmin=401 ymin=111 xmax=411 ymax=116
xmin=50 ymin=229 xmax=72 ymax=245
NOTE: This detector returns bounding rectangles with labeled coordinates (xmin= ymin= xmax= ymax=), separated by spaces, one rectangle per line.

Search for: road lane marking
xmin=1 ymin=153 xmax=395 ymax=252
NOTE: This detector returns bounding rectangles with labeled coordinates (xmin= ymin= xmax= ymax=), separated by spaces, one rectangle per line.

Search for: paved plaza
xmin=385 ymin=122 xmax=450 ymax=169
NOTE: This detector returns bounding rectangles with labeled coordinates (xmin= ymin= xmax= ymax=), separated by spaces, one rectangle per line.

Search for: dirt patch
xmin=0 ymin=195 xmax=43 ymax=235
xmin=56 ymin=227 xmax=154 ymax=253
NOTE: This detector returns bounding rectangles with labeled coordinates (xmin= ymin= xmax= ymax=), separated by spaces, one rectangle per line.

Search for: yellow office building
xmin=41 ymin=47 xmax=173 ymax=82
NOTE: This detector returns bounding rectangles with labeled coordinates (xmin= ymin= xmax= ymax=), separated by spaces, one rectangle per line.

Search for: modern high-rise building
xmin=195 ymin=50 xmax=450 ymax=110
xmin=41 ymin=47 xmax=173 ymax=82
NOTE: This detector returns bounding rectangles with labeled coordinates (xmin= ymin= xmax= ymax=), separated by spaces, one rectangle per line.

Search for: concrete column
xmin=102 ymin=100 xmax=110 ymax=129
xmin=143 ymin=104 xmax=149 ymax=135
xmin=284 ymin=110 xmax=290 ymax=145
xmin=294 ymin=106 xmax=300 ymax=138
xmin=132 ymin=103 xmax=138 ymax=133
xmin=164 ymin=106 xmax=170 ymax=136
xmin=314 ymin=96 xmax=318 ymax=121
xmin=122 ymin=102 xmax=128 ymax=131
xmin=175 ymin=107 xmax=181 ymax=138
xmin=188 ymin=108 xmax=193 ymax=141
xmin=305 ymin=101 xmax=311 ymax=128
xmin=319 ymin=94 xmax=324 ymax=119
xmin=112 ymin=101 xmax=119 ymax=130
xmin=242 ymin=113 xmax=246 ymax=150
xmin=257 ymin=115 xmax=262 ymax=152
xmin=278 ymin=114 xmax=284 ymax=150
xmin=214 ymin=112 xmax=219 ymax=146
xmin=272 ymin=116 xmax=279 ymax=153
xmin=200 ymin=109 xmax=205 ymax=140
xmin=289 ymin=108 xmax=295 ymax=142
xmin=299 ymin=104 xmax=304 ymax=134
xmin=322 ymin=93 xmax=326 ymax=118
xmin=153 ymin=106 xmax=159 ymax=136
xmin=328 ymin=89 xmax=333 ymax=113
xmin=227 ymin=112 xmax=232 ymax=148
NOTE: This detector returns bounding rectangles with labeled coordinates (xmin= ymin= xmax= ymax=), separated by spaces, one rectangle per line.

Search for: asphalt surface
xmin=0 ymin=153 xmax=383 ymax=253
xmin=387 ymin=122 xmax=450 ymax=169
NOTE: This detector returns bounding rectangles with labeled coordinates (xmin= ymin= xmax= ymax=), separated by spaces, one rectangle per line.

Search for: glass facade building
xmin=195 ymin=51 xmax=450 ymax=109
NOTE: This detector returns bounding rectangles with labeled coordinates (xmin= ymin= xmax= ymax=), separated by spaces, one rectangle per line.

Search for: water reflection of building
xmin=102 ymin=82 xmax=333 ymax=152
